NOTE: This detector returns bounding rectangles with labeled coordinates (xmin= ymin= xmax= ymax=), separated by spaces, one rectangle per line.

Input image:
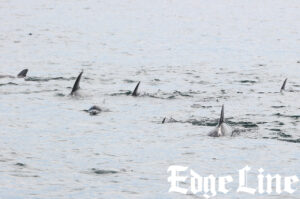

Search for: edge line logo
xmin=167 ymin=165 xmax=299 ymax=198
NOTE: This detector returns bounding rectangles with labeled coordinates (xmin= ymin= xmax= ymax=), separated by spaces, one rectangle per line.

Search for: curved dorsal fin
xmin=17 ymin=69 xmax=28 ymax=78
xmin=132 ymin=81 xmax=140 ymax=96
xmin=218 ymin=105 xmax=224 ymax=125
xmin=71 ymin=71 xmax=83 ymax=95
xmin=280 ymin=78 xmax=287 ymax=92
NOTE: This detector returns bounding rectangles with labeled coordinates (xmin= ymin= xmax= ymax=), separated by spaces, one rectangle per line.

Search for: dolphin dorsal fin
xmin=218 ymin=105 xmax=224 ymax=125
xmin=17 ymin=69 xmax=28 ymax=78
xmin=280 ymin=78 xmax=287 ymax=92
xmin=132 ymin=81 xmax=140 ymax=96
xmin=71 ymin=70 xmax=83 ymax=95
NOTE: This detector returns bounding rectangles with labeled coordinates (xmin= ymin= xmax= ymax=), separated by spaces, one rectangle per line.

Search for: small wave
xmin=239 ymin=80 xmax=257 ymax=84
xmin=227 ymin=121 xmax=258 ymax=128
xmin=273 ymin=113 xmax=300 ymax=120
xmin=191 ymin=104 xmax=212 ymax=109
xmin=24 ymin=76 xmax=91 ymax=82
xmin=271 ymin=106 xmax=285 ymax=109
xmin=123 ymin=79 xmax=136 ymax=83
xmin=15 ymin=162 xmax=26 ymax=167
xmin=25 ymin=76 xmax=74 ymax=82
xmin=0 ymin=82 xmax=18 ymax=86
xmin=278 ymin=138 xmax=300 ymax=143
xmin=91 ymin=168 xmax=118 ymax=175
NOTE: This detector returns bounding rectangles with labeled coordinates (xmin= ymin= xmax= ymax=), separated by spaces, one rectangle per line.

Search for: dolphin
xmin=161 ymin=117 xmax=178 ymax=123
xmin=0 ymin=69 xmax=28 ymax=79
xmin=17 ymin=69 xmax=28 ymax=78
xmin=280 ymin=78 xmax=287 ymax=92
xmin=70 ymin=71 xmax=83 ymax=95
xmin=132 ymin=81 xmax=140 ymax=96
xmin=83 ymin=105 xmax=102 ymax=115
xmin=208 ymin=105 xmax=232 ymax=137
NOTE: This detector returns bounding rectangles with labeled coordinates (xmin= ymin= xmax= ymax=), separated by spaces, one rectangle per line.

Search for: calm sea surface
xmin=0 ymin=0 xmax=300 ymax=198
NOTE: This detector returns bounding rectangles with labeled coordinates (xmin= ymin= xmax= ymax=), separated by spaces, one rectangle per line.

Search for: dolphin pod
xmin=68 ymin=70 xmax=290 ymax=137
xmin=1 ymin=69 xmax=291 ymax=137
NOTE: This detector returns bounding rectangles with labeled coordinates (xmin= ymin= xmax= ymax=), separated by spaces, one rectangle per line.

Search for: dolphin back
xmin=218 ymin=105 xmax=224 ymax=125
xmin=17 ymin=69 xmax=28 ymax=78
xmin=280 ymin=78 xmax=287 ymax=92
xmin=71 ymin=71 xmax=83 ymax=95
xmin=208 ymin=123 xmax=231 ymax=137
xmin=132 ymin=81 xmax=140 ymax=96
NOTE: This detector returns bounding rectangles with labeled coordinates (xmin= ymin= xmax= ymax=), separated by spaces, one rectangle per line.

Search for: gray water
xmin=0 ymin=0 xmax=300 ymax=198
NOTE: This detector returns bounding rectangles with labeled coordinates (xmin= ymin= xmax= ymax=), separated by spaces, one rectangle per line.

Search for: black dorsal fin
xmin=280 ymin=78 xmax=287 ymax=92
xmin=162 ymin=117 xmax=166 ymax=124
xmin=132 ymin=81 xmax=140 ymax=96
xmin=218 ymin=105 xmax=224 ymax=125
xmin=71 ymin=71 xmax=83 ymax=95
xmin=17 ymin=69 xmax=28 ymax=78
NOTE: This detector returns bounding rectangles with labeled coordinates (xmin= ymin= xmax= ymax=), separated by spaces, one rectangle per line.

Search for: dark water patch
xmin=25 ymin=76 xmax=91 ymax=82
xmin=190 ymin=80 xmax=209 ymax=85
xmin=91 ymin=168 xmax=118 ymax=175
xmin=0 ymin=82 xmax=18 ymax=86
xmin=271 ymin=106 xmax=285 ymax=109
xmin=177 ymin=118 xmax=259 ymax=129
xmin=25 ymin=76 xmax=79 ymax=82
xmin=111 ymin=90 xmax=132 ymax=96
xmin=278 ymin=138 xmax=300 ymax=143
xmin=273 ymin=113 xmax=300 ymax=120
xmin=278 ymin=132 xmax=292 ymax=138
xmin=239 ymin=80 xmax=257 ymax=84
xmin=21 ymin=89 xmax=59 ymax=94
xmin=15 ymin=163 xmax=26 ymax=167
xmin=273 ymin=121 xmax=285 ymax=126
xmin=262 ymin=137 xmax=278 ymax=140
xmin=182 ymin=152 xmax=195 ymax=155
xmin=227 ymin=121 xmax=258 ymax=128
xmin=256 ymin=121 xmax=268 ymax=125
xmin=191 ymin=104 xmax=212 ymax=109
xmin=269 ymin=128 xmax=281 ymax=132
xmin=123 ymin=79 xmax=135 ymax=83
xmin=172 ymin=91 xmax=193 ymax=97
xmin=55 ymin=93 xmax=66 ymax=97
xmin=231 ymin=128 xmax=244 ymax=136
xmin=111 ymin=90 xmax=194 ymax=99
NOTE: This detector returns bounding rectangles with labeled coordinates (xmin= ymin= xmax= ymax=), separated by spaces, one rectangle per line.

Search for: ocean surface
xmin=0 ymin=0 xmax=300 ymax=198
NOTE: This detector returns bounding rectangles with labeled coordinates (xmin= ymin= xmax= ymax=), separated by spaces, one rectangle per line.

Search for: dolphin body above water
xmin=0 ymin=69 xmax=28 ymax=78
xmin=70 ymin=71 xmax=83 ymax=96
xmin=208 ymin=105 xmax=232 ymax=137
xmin=83 ymin=105 xmax=102 ymax=115
xmin=17 ymin=69 xmax=29 ymax=78
xmin=280 ymin=78 xmax=287 ymax=92
xmin=132 ymin=81 xmax=140 ymax=96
